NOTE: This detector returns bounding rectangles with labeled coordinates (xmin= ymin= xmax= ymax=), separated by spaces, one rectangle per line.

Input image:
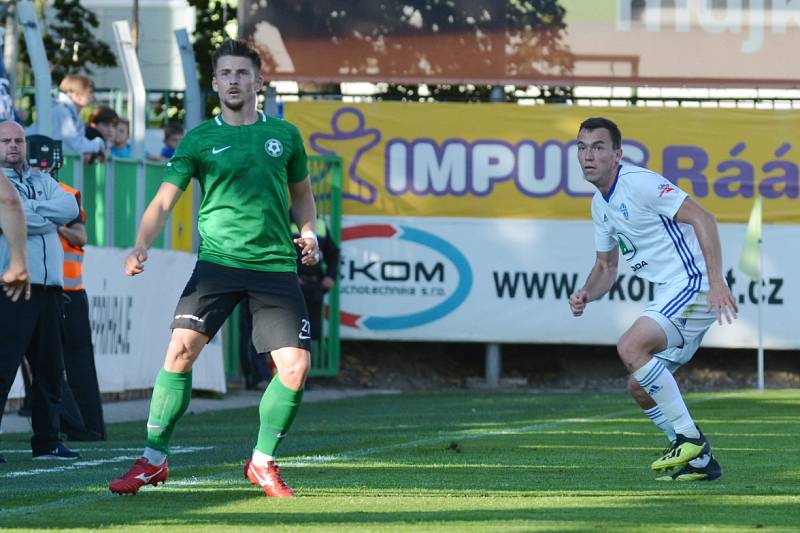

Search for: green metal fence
xmin=58 ymin=154 xmax=343 ymax=380
xmin=308 ymin=155 xmax=343 ymax=377
xmin=59 ymin=156 xmax=175 ymax=250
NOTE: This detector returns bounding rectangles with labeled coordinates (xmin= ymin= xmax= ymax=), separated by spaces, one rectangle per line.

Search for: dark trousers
xmin=0 ymin=286 xmax=65 ymax=453
xmin=62 ymin=290 xmax=105 ymax=439
xmin=238 ymin=303 xmax=269 ymax=388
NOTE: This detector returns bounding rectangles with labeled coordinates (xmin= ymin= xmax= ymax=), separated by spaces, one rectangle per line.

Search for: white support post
xmin=104 ymin=161 xmax=115 ymax=246
xmin=175 ymin=28 xmax=202 ymax=252
xmin=264 ymin=85 xmax=278 ymax=116
xmin=757 ymin=245 xmax=765 ymax=391
xmin=112 ymin=21 xmax=147 ymax=161
xmin=174 ymin=28 xmax=202 ymax=130
xmin=16 ymin=1 xmax=51 ymax=136
xmin=485 ymin=343 xmax=501 ymax=388
xmin=72 ymin=159 xmax=83 ymax=196
xmin=135 ymin=161 xmax=145 ymax=239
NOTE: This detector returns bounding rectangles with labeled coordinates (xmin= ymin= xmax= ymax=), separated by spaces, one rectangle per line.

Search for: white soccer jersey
xmin=591 ymin=164 xmax=709 ymax=292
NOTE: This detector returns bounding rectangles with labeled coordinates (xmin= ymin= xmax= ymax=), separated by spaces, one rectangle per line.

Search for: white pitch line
xmin=0 ymin=446 xmax=213 ymax=478
xmin=279 ymin=391 xmax=743 ymax=467
xmin=0 ymin=391 xmax=741 ymax=513
xmin=280 ymin=408 xmax=640 ymax=466
xmin=1 ymin=447 xmax=160 ymax=454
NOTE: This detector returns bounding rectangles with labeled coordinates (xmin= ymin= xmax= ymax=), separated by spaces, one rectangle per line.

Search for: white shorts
xmin=641 ymin=280 xmax=716 ymax=373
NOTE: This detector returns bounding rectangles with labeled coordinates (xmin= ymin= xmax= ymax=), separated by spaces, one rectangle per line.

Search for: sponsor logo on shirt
xmin=265 ymin=138 xmax=284 ymax=157
xmin=658 ymin=183 xmax=675 ymax=197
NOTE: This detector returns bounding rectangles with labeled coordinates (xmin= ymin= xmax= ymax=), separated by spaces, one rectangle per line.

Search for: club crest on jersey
xmin=617 ymin=233 xmax=636 ymax=260
xmin=264 ymin=138 xmax=284 ymax=157
xmin=658 ymin=183 xmax=675 ymax=197
xmin=619 ymin=203 xmax=629 ymax=220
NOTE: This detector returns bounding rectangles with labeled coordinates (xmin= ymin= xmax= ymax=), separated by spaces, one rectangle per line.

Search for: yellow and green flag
xmin=738 ymin=196 xmax=763 ymax=282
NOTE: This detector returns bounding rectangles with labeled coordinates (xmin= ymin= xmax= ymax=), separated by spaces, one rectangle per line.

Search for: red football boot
xmin=244 ymin=458 xmax=294 ymax=497
xmin=109 ymin=458 xmax=169 ymax=495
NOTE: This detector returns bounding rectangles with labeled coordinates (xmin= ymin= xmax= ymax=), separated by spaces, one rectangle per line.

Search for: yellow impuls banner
xmin=286 ymin=102 xmax=799 ymax=223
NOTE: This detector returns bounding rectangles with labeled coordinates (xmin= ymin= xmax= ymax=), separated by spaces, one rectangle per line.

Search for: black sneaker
xmin=32 ymin=443 xmax=81 ymax=461
xmin=656 ymin=454 xmax=722 ymax=481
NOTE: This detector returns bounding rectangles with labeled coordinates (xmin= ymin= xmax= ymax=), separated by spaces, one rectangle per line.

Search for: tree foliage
xmin=185 ymin=0 xmax=238 ymax=114
xmin=21 ymin=0 xmax=117 ymax=85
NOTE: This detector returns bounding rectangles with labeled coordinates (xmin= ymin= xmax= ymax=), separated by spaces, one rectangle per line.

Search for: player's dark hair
xmin=212 ymin=39 xmax=262 ymax=74
xmin=578 ymin=117 xmax=622 ymax=149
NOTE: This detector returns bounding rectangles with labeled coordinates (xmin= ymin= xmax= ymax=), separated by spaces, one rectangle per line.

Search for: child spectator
xmin=48 ymin=74 xmax=105 ymax=158
xmin=159 ymin=122 xmax=184 ymax=160
xmin=110 ymin=118 xmax=132 ymax=159
xmin=85 ymin=106 xmax=119 ymax=163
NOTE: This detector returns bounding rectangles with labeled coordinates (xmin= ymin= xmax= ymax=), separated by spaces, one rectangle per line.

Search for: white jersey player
xmin=569 ymin=117 xmax=738 ymax=481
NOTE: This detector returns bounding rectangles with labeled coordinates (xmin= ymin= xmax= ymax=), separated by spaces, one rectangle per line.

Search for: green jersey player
xmin=109 ymin=40 xmax=319 ymax=497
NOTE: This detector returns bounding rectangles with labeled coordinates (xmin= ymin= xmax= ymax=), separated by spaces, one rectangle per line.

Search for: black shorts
xmin=171 ymin=261 xmax=311 ymax=352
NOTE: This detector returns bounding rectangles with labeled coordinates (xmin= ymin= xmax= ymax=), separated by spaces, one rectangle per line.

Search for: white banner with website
xmin=339 ymin=215 xmax=797 ymax=348
xmin=9 ymin=247 xmax=226 ymax=400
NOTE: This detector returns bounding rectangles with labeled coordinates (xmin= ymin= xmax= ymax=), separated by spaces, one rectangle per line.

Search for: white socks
xmin=634 ymin=358 xmax=699 ymax=439
xmin=643 ymin=406 xmax=677 ymax=443
xmin=143 ymin=447 xmax=167 ymax=466
xmin=251 ymin=449 xmax=275 ymax=466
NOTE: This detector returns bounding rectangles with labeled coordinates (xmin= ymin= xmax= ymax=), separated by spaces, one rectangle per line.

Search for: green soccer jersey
xmin=163 ymin=111 xmax=308 ymax=272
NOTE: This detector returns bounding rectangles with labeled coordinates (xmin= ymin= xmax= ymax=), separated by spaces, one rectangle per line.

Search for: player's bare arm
xmin=289 ymin=178 xmax=320 ymax=266
xmin=0 ymin=176 xmax=30 ymax=301
xmin=570 ymin=248 xmax=619 ymax=317
xmin=124 ymin=182 xmax=184 ymax=276
xmin=674 ymin=197 xmax=738 ymax=325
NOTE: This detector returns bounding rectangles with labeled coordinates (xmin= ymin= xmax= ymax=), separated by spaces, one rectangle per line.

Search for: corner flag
xmin=738 ymin=196 xmax=762 ymax=282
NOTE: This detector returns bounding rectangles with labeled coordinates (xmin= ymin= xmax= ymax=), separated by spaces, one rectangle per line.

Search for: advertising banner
xmin=339 ymin=215 xmax=798 ymax=349
xmin=287 ymin=102 xmax=800 ymax=224
xmin=240 ymin=0 xmax=800 ymax=87
xmin=9 ymin=247 xmax=225 ymax=400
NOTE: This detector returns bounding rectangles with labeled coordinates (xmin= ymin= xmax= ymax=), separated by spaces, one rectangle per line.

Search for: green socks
xmin=145 ymin=369 xmax=192 ymax=455
xmin=255 ymin=375 xmax=304 ymax=456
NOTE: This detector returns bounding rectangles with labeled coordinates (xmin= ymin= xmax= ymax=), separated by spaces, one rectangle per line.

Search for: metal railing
xmin=58 ymin=154 xmax=343 ymax=379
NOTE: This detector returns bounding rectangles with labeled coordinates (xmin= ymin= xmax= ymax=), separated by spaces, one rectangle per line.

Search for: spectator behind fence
xmin=57 ymin=182 xmax=106 ymax=440
xmin=155 ymin=122 xmax=184 ymax=161
xmin=110 ymin=118 xmax=132 ymax=159
xmin=0 ymin=121 xmax=81 ymax=461
xmin=48 ymin=74 xmax=105 ymax=158
xmin=85 ymin=106 xmax=119 ymax=163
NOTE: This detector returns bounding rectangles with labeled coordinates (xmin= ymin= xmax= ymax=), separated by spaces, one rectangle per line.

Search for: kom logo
xmin=340 ymin=224 xmax=472 ymax=330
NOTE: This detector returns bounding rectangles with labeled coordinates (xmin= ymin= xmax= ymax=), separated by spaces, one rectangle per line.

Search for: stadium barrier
xmin=6 ymin=155 xmax=344 ymax=402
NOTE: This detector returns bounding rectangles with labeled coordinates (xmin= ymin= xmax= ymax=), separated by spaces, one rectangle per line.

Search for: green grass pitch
xmin=1 ymin=389 xmax=799 ymax=531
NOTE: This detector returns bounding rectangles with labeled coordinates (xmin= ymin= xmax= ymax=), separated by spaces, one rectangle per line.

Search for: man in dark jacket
xmin=0 ymin=121 xmax=81 ymax=460
xmin=292 ymin=217 xmax=339 ymax=351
